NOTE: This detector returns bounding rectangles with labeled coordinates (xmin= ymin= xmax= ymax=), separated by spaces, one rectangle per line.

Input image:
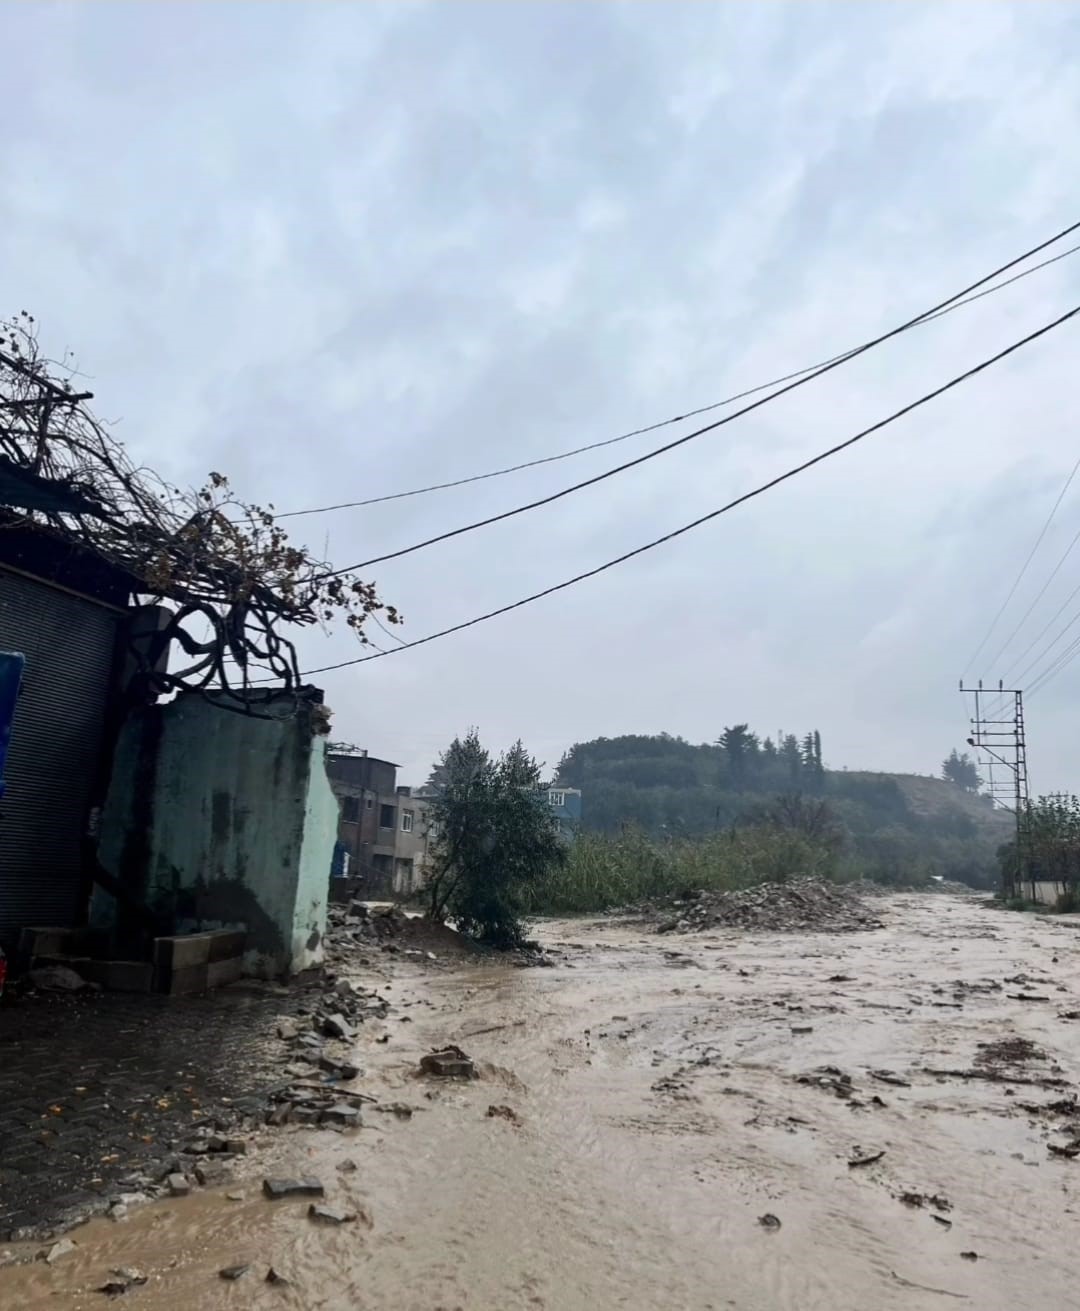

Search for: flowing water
xmin=3 ymin=894 xmax=1080 ymax=1309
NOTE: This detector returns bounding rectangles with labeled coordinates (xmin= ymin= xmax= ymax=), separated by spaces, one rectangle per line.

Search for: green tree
xmin=780 ymin=733 xmax=802 ymax=784
xmin=718 ymin=724 xmax=759 ymax=789
xmin=425 ymin=731 xmax=566 ymax=948
xmin=942 ymin=749 xmax=981 ymax=792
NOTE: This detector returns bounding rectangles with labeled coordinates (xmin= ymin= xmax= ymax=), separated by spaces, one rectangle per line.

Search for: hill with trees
xmin=554 ymin=730 xmax=1011 ymax=888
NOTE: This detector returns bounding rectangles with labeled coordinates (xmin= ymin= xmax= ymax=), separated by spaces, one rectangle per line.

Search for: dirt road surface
xmin=3 ymin=894 xmax=1079 ymax=1309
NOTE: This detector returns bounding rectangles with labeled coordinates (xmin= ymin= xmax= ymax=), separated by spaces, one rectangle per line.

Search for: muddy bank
xmin=3 ymin=894 xmax=1080 ymax=1309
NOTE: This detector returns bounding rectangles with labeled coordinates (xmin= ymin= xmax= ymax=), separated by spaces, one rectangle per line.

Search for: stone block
xmin=206 ymin=957 xmax=244 ymax=989
xmin=207 ymin=929 xmax=247 ymax=963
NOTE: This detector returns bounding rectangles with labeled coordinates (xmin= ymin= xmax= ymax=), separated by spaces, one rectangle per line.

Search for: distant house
xmin=325 ymin=751 xmax=434 ymax=898
xmin=544 ymin=784 xmax=582 ymax=838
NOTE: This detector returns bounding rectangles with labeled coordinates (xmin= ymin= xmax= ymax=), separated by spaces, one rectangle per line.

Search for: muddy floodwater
xmin=4 ymin=894 xmax=1080 ymax=1309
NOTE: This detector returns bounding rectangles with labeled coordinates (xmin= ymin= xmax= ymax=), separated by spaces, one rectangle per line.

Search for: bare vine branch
xmin=0 ymin=311 xmax=399 ymax=698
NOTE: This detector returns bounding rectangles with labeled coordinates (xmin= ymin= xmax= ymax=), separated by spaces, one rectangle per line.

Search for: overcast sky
xmin=4 ymin=2 xmax=1080 ymax=791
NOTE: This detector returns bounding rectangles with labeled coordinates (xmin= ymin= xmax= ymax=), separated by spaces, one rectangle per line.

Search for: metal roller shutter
xmin=0 ymin=567 xmax=119 ymax=950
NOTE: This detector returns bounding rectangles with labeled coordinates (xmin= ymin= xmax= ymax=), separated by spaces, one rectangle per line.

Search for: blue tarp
xmin=0 ymin=651 xmax=25 ymax=800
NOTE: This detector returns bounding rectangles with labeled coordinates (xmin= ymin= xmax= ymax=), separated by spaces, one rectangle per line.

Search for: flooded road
xmin=4 ymin=894 xmax=1080 ymax=1309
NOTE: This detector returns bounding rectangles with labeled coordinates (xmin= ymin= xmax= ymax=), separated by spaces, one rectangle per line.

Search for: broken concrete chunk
xmin=276 ymin=1019 xmax=301 ymax=1041
xmin=319 ymin=1012 xmax=356 ymax=1040
xmin=318 ymin=1056 xmax=361 ymax=1081
xmin=194 ymin=1161 xmax=228 ymax=1187
xmin=320 ymin=1103 xmax=362 ymax=1127
xmin=167 ymin=1173 xmax=191 ymax=1196
xmin=308 ymin=1204 xmax=356 ymax=1225
xmin=262 ymin=1176 xmax=325 ymax=1199
xmin=420 ymin=1045 xmax=476 ymax=1079
xmin=28 ymin=965 xmax=96 ymax=992
xmin=37 ymin=1238 xmax=77 ymax=1264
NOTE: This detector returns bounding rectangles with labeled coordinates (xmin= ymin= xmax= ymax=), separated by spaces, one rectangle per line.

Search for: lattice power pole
xmin=959 ymin=682 xmax=1030 ymax=897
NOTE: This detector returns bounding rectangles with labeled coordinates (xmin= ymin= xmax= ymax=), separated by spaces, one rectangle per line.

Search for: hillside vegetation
xmin=553 ymin=732 xmax=1011 ymax=890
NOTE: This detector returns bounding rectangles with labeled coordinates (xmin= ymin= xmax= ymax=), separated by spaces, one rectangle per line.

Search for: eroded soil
xmin=3 ymin=894 xmax=1079 ymax=1310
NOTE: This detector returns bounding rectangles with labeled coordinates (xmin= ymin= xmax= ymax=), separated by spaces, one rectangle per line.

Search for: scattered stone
xmin=420 ymin=1045 xmax=477 ymax=1078
xmin=758 ymin=1213 xmax=782 ymax=1231
xmin=1048 ymin=1140 xmax=1080 ymax=1158
xmin=898 ymin=1192 xmax=951 ymax=1211
xmin=848 ymin=1149 xmax=886 ymax=1168
xmin=265 ymin=1267 xmax=290 ymax=1286
xmin=219 ymin=1264 xmax=251 ymax=1280
xmin=318 ymin=1056 xmax=361 ymax=1081
xmin=107 ymin=1202 xmax=128 ymax=1222
xmin=276 ymin=1019 xmax=301 ymax=1041
xmin=797 ymin=1066 xmax=854 ymax=1099
xmin=319 ymin=1012 xmax=356 ymax=1041
xmin=263 ymin=1176 xmax=325 ymax=1199
xmin=376 ymin=1102 xmax=415 ymax=1119
xmin=487 ymin=1104 xmax=521 ymax=1125
xmin=38 ymin=1238 xmax=77 ymax=1264
xmin=933 ymin=1215 xmax=953 ymax=1228
xmin=96 ymin=1267 xmax=147 ymax=1296
xmin=320 ymin=1103 xmax=362 ymax=1127
xmin=308 ymin=1204 xmax=356 ymax=1225
xmin=336 ymin=1159 xmax=359 ymax=1173
xmin=791 ymin=1025 xmax=814 ymax=1035
xmin=167 ymin=1173 xmax=191 ymax=1197
xmin=827 ymin=974 xmax=855 ymax=982
xmin=226 ymin=1191 xmax=245 ymax=1201
xmin=960 ymin=1251 xmax=979 ymax=1261
xmin=194 ymin=1161 xmax=228 ymax=1187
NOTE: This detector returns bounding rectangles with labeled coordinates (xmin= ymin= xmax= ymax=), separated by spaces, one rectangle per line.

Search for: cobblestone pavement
xmin=0 ymin=979 xmax=319 ymax=1239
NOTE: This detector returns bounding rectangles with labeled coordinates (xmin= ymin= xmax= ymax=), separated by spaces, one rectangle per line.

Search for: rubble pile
xmin=656 ymin=878 xmax=885 ymax=934
xmin=265 ymin=973 xmax=389 ymax=1128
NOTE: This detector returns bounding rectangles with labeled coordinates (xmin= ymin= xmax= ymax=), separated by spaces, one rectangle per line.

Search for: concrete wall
xmin=98 ymin=691 xmax=334 ymax=977
xmin=1029 ymin=879 xmax=1068 ymax=907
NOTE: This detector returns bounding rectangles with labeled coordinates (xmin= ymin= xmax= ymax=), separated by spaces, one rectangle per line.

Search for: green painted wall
xmin=98 ymin=691 xmax=333 ymax=976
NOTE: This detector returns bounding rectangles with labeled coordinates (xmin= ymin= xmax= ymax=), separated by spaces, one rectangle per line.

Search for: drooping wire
xmin=964 ymin=453 xmax=1080 ymax=678
xmin=277 ymin=304 xmax=1080 ymax=679
xmin=278 ymin=239 xmax=1080 ymax=522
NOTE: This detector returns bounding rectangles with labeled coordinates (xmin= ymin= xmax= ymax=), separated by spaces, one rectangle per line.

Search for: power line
xmin=982 ymin=521 xmax=1080 ymax=676
xmin=328 ymin=224 xmax=1080 ymax=576
xmin=1027 ymin=628 xmax=1080 ymax=697
xmin=964 ymin=451 xmax=1080 ymax=676
xmin=277 ymin=239 xmax=1080 ymax=522
xmin=283 ymin=304 xmax=1079 ymax=679
xmin=999 ymin=575 xmax=1080 ymax=685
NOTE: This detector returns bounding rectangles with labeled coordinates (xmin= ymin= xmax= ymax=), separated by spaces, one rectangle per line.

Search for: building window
xmin=379 ymin=804 xmax=396 ymax=829
xmin=401 ymin=810 xmax=414 ymax=833
xmin=365 ymin=797 xmax=374 ymax=810
xmin=342 ymin=796 xmax=360 ymax=823
xmin=548 ymin=791 xmax=565 ymax=807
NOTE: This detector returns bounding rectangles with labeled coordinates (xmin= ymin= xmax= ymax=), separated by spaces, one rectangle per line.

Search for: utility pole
xmin=959 ymin=681 xmax=1030 ymax=898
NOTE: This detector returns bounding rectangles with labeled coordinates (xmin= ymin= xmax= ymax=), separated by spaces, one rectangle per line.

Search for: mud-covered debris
xmin=262 ymin=1176 xmax=325 ymax=1200
xmin=308 ymin=1204 xmax=356 ymax=1225
xmin=219 ymin=1265 xmax=250 ymax=1281
xmin=827 ymin=974 xmax=855 ymax=983
xmin=848 ymin=1149 xmax=886 ymax=1168
xmin=376 ymin=1102 xmax=415 ymax=1119
xmin=960 ymin=1251 xmax=979 ymax=1261
xmin=976 ymin=1037 xmax=1046 ymax=1067
xmin=1007 ymin=992 xmax=1051 ymax=1002
xmin=798 ymin=1066 xmax=854 ymax=1098
xmin=96 ymin=1267 xmax=147 ymax=1296
xmin=336 ymin=1159 xmax=359 ymax=1173
xmin=791 ymin=1025 xmax=814 ymax=1035
xmin=420 ymin=1045 xmax=477 ymax=1078
xmin=898 ymin=1191 xmax=951 ymax=1212
xmin=653 ymin=878 xmax=884 ymax=935
xmin=870 ymin=1070 xmax=911 ymax=1087
xmin=1048 ymin=1140 xmax=1080 ymax=1158
xmin=27 ymin=965 xmax=98 ymax=992
xmin=933 ymin=1215 xmax=953 ymax=1228
xmin=758 ymin=1213 xmax=782 ymax=1230
xmin=487 ymin=1103 xmax=521 ymax=1125
xmin=318 ymin=1056 xmax=360 ymax=1081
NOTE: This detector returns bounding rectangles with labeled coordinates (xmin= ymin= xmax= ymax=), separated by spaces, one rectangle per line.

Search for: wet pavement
xmin=0 ymin=977 xmax=323 ymax=1238
xmin=3 ymin=894 xmax=1080 ymax=1309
